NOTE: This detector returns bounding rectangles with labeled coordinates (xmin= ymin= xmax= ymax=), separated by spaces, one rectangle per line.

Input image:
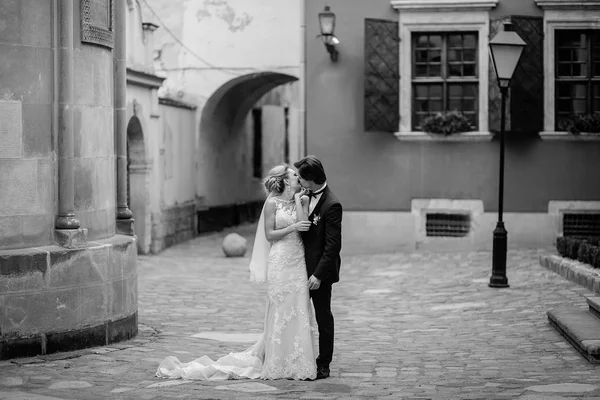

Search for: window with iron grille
xmin=426 ymin=213 xmax=471 ymax=237
xmin=555 ymin=30 xmax=600 ymax=129
xmin=412 ymin=32 xmax=479 ymax=130
xmin=563 ymin=213 xmax=600 ymax=237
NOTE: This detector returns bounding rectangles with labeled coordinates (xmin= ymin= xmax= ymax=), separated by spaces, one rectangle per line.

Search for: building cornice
xmin=535 ymin=0 xmax=600 ymax=9
xmin=126 ymin=67 xmax=166 ymax=89
xmin=391 ymin=0 xmax=498 ymax=11
xmin=158 ymin=97 xmax=197 ymax=110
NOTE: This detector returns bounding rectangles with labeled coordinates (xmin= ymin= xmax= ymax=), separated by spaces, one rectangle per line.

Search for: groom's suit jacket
xmin=301 ymin=186 xmax=342 ymax=284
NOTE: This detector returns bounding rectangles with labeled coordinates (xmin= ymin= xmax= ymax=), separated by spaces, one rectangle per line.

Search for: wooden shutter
xmin=509 ymin=16 xmax=544 ymax=135
xmin=364 ymin=18 xmax=400 ymax=133
xmin=489 ymin=16 xmax=544 ymax=135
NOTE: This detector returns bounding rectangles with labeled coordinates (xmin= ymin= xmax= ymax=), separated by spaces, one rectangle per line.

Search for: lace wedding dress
xmin=156 ymin=197 xmax=318 ymax=381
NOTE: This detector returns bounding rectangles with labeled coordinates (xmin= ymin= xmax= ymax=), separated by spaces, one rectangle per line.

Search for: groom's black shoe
xmin=316 ymin=366 xmax=330 ymax=380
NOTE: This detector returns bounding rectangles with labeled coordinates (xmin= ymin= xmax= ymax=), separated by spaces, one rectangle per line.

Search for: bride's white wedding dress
xmin=156 ymin=197 xmax=318 ymax=381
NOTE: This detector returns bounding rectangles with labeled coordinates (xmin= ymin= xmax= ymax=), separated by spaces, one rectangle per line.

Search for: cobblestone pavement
xmin=1 ymin=223 xmax=600 ymax=400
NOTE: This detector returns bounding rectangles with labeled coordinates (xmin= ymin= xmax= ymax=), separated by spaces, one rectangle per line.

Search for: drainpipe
xmin=300 ymin=0 xmax=307 ymax=157
xmin=115 ymin=0 xmax=134 ymax=229
xmin=55 ymin=0 xmax=80 ymax=231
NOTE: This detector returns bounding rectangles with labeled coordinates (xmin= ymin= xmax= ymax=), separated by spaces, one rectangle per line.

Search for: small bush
xmin=556 ymin=236 xmax=600 ymax=268
xmin=578 ymin=242 xmax=592 ymax=264
xmin=556 ymin=236 xmax=568 ymax=257
xmin=421 ymin=111 xmax=474 ymax=136
xmin=558 ymin=112 xmax=600 ymax=135
xmin=567 ymin=237 xmax=582 ymax=259
xmin=591 ymin=246 xmax=600 ymax=269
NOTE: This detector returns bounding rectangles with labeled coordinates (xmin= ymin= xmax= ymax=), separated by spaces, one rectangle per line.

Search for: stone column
xmin=115 ymin=0 xmax=135 ymax=235
xmin=55 ymin=0 xmax=85 ymax=247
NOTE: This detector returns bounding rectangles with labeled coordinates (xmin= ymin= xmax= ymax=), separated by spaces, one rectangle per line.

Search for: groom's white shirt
xmin=309 ymin=182 xmax=327 ymax=215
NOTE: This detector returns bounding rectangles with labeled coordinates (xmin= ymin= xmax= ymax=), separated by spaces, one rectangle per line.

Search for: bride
xmin=156 ymin=165 xmax=318 ymax=381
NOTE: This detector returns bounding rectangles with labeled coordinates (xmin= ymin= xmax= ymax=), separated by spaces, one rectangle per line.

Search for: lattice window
xmin=81 ymin=0 xmax=115 ymax=49
xmin=563 ymin=213 xmax=600 ymax=237
xmin=364 ymin=19 xmax=400 ymax=133
xmin=426 ymin=213 xmax=471 ymax=237
xmin=555 ymin=30 xmax=600 ymax=130
xmin=412 ymin=32 xmax=479 ymax=130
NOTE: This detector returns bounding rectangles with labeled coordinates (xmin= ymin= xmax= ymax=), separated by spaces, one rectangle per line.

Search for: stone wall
xmin=0 ymin=236 xmax=138 ymax=360
xmin=72 ymin=3 xmax=116 ymax=241
xmin=0 ymin=1 xmax=139 ymax=359
xmin=0 ymin=1 xmax=55 ymax=250
xmin=150 ymin=202 xmax=197 ymax=253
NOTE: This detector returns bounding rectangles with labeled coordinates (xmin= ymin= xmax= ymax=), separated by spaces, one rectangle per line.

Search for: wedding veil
xmin=248 ymin=194 xmax=272 ymax=284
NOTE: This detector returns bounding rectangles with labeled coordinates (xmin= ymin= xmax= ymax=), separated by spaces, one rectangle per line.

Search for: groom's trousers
xmin=310 ymin=283 xmax=334 ymax=368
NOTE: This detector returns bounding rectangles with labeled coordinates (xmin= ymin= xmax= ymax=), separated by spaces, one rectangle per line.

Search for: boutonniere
xmin=312 ymin=214 xmax=321 ymax=225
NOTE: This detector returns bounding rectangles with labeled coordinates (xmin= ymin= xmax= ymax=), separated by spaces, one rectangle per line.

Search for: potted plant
xmin=558 ymin=112 xmax=600 ymax=135
xmin=421 ymin=111 xmax=474 ymax=136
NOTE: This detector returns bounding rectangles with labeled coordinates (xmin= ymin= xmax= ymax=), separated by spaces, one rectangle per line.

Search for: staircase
xmin=548 ymin=296 xmax=600 ymax=364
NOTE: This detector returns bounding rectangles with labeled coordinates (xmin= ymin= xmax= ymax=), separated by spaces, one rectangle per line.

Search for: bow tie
xmin=309 ymin=189 xmax=324 ymax=198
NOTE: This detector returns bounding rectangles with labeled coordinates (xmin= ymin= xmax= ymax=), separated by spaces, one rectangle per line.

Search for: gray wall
xmin=305 ymin=0 xmax=600 ymax=213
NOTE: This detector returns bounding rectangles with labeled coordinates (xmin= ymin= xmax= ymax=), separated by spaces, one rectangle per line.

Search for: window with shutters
xmin=412 ymin=32 xmax=479 ymax=130
xmin=390 ymin=0 xmax=497 ymax=141
xmin=536 ymin=0 xmax=600 ymax=140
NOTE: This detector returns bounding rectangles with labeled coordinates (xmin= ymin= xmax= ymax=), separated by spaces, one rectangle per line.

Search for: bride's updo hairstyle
xmin=263 ymin=164 xmax=288 ymax=195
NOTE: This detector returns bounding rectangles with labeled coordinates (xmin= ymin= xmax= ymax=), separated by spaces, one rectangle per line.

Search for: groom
xmin=294 ymin=155 xmax=342 ymax=380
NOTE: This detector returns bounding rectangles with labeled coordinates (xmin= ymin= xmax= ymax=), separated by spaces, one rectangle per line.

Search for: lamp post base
xmin=489 ymin=221 xmax=510 ymax=288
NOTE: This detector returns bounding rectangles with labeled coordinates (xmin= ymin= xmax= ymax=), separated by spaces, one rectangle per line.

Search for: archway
xmin=127 ymin=115 xmax=151 ymax=254
xmin=197 ymin=72 xmax=299 ymax=221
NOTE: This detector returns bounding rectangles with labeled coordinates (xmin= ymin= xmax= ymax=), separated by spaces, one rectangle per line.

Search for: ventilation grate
xmin=563 ymin=213 xmax=600 ymax=237
xmin=426 ymin=213 xmax=471 ymax=237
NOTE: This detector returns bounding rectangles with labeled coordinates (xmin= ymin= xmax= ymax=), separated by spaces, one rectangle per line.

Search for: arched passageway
xmin=196 ymin=72 xmax=299 ymax=231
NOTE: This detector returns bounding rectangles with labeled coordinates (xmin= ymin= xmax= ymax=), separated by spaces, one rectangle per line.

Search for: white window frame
xmin=536 ymin=0 xmax=600 ymax=140
xmin=391 ymin=0 xmax=498 ymax=141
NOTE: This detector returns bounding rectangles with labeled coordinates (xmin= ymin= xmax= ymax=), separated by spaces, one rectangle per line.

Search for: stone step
xmin=547 ymin=308 xmax=600 ymax=364
xmin=586 ymin=296 xmax=600 ymax=319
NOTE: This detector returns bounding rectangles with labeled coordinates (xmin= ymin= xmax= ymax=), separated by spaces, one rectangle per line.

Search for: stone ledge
xmin=0 ymin=311 xmax=137 ymax=360
xmin=586 ymin=296 xmax=600 ymax=319
xmin=0 ymin=235 xmax=136 ymax=279
xmin=394 ymin=131 xmax=494 ymax=142
xmin=539 ymin=254 xmax=600 ymax=294
xmin=547 ymin=308 xmax=600 ymax=364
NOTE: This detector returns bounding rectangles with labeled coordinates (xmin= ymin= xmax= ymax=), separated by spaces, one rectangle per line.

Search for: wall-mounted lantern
xmin=318 ymin=5 xmax=339 ymax=62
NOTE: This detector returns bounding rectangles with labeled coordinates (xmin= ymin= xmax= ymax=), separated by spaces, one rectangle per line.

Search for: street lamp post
xmin=488 ymin=24 xmax=526 ymax=288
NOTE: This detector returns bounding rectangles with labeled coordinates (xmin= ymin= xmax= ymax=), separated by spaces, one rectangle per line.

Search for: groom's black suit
xmin=301 ymin=186 xmax=342 ymax=370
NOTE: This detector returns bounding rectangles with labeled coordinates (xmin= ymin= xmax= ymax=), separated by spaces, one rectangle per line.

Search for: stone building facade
xmin=0 ymin=0 xmax=137 ymax=359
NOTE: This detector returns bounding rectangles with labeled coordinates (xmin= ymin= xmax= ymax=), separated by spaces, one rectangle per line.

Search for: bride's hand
xmin=293 ymin=221 xmax=311 ymax=232
xmin=295 ymin=188 xmax=308 ymax=200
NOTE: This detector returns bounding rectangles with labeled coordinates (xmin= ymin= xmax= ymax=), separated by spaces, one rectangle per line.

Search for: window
xmin=284 ymin=107 xmax=290 ymax=164
xmin=555 ymin=30 xmax=600 ymax=129
xmin=252 ymin=108 xmax=262 ymax=179
xmin=412 ymin=32 xmax=479 ymax=130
